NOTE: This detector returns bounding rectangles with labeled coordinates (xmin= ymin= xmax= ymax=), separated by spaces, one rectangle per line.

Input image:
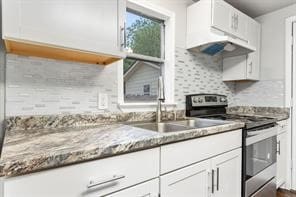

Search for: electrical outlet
xmin=98 ymin=93 xmax=108 ymax=109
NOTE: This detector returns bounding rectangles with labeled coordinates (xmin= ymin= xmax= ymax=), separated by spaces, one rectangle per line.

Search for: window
xmin=118 ymin=0 xmax=175 ymax=109
xmin=123 ymin=8 xmax=164 ymax=103
xmin=124 ymin=60 xmax=161 ymax=103
xmin=125 ymin=9 xmax=164 ymax=59
xmin=143 ymin=85 xmax=150 ymax=96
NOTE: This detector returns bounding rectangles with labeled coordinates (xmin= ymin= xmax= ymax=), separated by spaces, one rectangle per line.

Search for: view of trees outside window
xmin=124 ymin=10 xmax=163 ymax=103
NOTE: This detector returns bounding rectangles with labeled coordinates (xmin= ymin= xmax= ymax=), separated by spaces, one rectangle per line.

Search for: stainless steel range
xmin=185 ymin=94 xmax=278 ymax=197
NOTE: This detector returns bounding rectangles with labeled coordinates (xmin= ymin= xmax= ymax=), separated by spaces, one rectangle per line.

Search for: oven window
xmin=246 ymin=136 xmax=277 ymax=180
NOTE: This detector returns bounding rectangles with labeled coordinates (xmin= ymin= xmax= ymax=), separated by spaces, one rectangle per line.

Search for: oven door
xmin=245 ymin=126 xmax=277 ymax=197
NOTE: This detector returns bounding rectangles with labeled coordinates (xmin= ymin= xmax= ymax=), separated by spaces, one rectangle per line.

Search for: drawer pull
xmin=87 ymin=175 xmax=125 ymax=189
xmin=211 ymin=169 xmax=215 ymax=194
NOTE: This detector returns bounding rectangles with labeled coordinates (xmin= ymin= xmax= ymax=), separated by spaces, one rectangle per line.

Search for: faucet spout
xmin=156 ymin=76 xmax=165 ymax=123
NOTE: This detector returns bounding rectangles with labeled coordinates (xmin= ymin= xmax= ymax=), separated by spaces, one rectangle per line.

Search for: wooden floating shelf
xmin=4 ymin=39 xmax=121 ymax=65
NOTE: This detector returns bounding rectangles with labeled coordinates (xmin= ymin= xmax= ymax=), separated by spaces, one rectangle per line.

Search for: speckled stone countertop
xmin=0 ymin=120 xmax=244 ymax=178
xmin=1 ymin=106 xmax=288 ymax=178
xmin=227 ymin=106 xmax=290 ymax=121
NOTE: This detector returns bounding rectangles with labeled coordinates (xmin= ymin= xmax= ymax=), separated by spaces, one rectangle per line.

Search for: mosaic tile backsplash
xmin=233 ymin=80 xmax=285 ymax=107
xmin=5 ymin=47 xmax=238 ymax=116
xmin=174 ymin=48 xmax=236 ymax=109
xmin=6 ymin=54 xmax=119 ymax=116
xmin=5 ymin=48 xmax=284 ymax=116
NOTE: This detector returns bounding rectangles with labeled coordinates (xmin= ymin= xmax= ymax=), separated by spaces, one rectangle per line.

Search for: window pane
xmin=125 ymin=10 xmax=163 ymax=58
xmin=124 ymin=59 xmax=161 ymax=103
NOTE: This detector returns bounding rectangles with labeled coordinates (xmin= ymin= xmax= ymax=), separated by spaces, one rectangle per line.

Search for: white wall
xmin=256 ymin=4 xmax=296 ymax=80
xmin=233 ymin=4 xmax=296 ymax=107
xmin=143 ymin=0 xmax=193 ymax=48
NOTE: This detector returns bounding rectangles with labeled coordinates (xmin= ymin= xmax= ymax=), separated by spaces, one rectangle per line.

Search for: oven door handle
xmin=246 ymin=127 xmax=277 ymax=146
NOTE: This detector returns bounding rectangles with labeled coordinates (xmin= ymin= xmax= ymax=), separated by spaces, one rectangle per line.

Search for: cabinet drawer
xmin=160 ymin=130 xmax=242 ymax=174
xmin=3 ymin=148 xmax=160 ymax=197
xmin=106 ymin=179 xmax=159 ymax=197
xmin=277 ymin=120 xmax=288 ymax=135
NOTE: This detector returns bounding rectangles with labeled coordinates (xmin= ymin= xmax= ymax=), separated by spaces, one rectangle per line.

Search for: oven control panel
xmin=189 ymin=94 xmax=228 ymax=107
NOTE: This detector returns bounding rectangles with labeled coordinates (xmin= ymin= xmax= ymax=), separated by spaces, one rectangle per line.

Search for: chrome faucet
xmin=156 ymin=76 xmax=165 ymax=123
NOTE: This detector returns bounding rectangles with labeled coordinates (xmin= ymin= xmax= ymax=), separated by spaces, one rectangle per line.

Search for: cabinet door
xmin=211 ymin=0 xmax=233 ymax=35
xmin=3 ymin=0 xmax=124 ymax=57
xmin=161 ymin=159 xmax=212 ymax=197
xmin=277 ymin=132 xmax=287 ymax=188
xmin=246 ymin=20 xmax=261 ymax=80
xmin=233 ymin=12 xmax=248 ymax=41
xmin=223 ymin=55 xmax=247 ymax=81
xmin=211 ymin=148 xmax=242 ymax=197
xmin=106 ymin=179 xmax=159 ymax=197
xmin=246 ymin=53 xmax=259 ymax=80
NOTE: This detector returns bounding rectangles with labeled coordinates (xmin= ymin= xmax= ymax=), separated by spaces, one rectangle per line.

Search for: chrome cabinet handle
xmin=231 ymin=14 xmax=235 ymax=29
xmin=87 ymin=175 xmax=125 ymax=189
xmin=277 ymin=141 xmax=281 ymax=155
xmin=120 ymin=24 xmax=126 ymax=50
xmin=211 ymin=169 xmax=215 ymax=194
xmin=216 ymin=168 xmax=220 ymax=191
xmin=249 ymin=62 xmax=253 ymax=74
xmin=235 ymin=14 xmax=238 ymax=30
xmin=207 ymin=170 xmax=212 ymax=196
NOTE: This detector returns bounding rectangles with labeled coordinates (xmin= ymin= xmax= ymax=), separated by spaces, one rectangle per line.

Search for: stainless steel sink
xmin=176 ymin=118 xmax=229 ymax=128
xmin=128 ymin=122 xmax=193 ymax=133
xmin=127 ymin=118 xmax=229 ymax=133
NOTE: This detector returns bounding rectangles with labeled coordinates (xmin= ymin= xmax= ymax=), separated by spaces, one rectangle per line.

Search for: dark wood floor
xmin=277 ymin=189 xmax=296 ymax=197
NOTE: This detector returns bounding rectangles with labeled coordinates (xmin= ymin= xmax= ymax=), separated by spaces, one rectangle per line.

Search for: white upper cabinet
xmin=187 ymin=0 xmax=260 ymax=58
xmin=246 ymin=19 xmax=261 ymax=80
xmin=211 ymin=0 xmax=233 ymax=36
xmin=222 ymin=18 xmax=261 ymax=81
xmin=212 ymin=0 xmax=248 ymax=42
xmin=234 ymin=12 xmax=249 ymax=41
xmin=2 ymin=0 xmax=126 ymax=65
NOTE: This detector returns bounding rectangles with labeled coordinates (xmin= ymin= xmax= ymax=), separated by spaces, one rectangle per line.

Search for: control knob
xmin=193 ymin=97 xmax=203 ymax=103
xmin=220 ymin=97 xmax=227 ymax=103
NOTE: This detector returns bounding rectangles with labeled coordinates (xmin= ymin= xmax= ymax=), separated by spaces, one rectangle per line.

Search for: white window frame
xmin=118 ymin=0 xmax=176 ymax=112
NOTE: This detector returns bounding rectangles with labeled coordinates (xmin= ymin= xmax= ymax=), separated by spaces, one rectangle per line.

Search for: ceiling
xmin=224 ymin=0 xmax=296 ymax=17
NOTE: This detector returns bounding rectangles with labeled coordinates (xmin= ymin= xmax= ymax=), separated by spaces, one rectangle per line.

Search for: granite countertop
xmin=0 ymin=121 xmax=244 ymax=178
xmin=0 ymin=106 xmax=289 ymax=178
xmin=227 ymin=106 xmax=290 ymax=121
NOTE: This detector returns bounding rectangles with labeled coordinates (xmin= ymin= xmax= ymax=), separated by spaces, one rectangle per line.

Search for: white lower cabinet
xmin=3 ymin=130 xmax=243 ymax=197
xmin=106 ymin=179 xmax=159 ymax=197
xmin=3 ymin=148 xmax=160 ymax=197
xmin=212 ymin=149 xmax=242 ymax=197
xmin=161 ymin=148 xmax=242 ymax=197
xmin=276 ymin=121 xmax=288 ymax=188
xmin=161 ymin=159 xmax=212 ymax=197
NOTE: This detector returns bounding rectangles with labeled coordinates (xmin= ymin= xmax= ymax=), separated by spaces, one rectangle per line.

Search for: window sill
xmin=118 ymin=102 xmax=177 ymax=112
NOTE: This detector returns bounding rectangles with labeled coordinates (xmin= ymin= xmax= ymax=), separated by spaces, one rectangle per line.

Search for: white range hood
xmin=187 ymin=32 xmax=256 ymax=57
